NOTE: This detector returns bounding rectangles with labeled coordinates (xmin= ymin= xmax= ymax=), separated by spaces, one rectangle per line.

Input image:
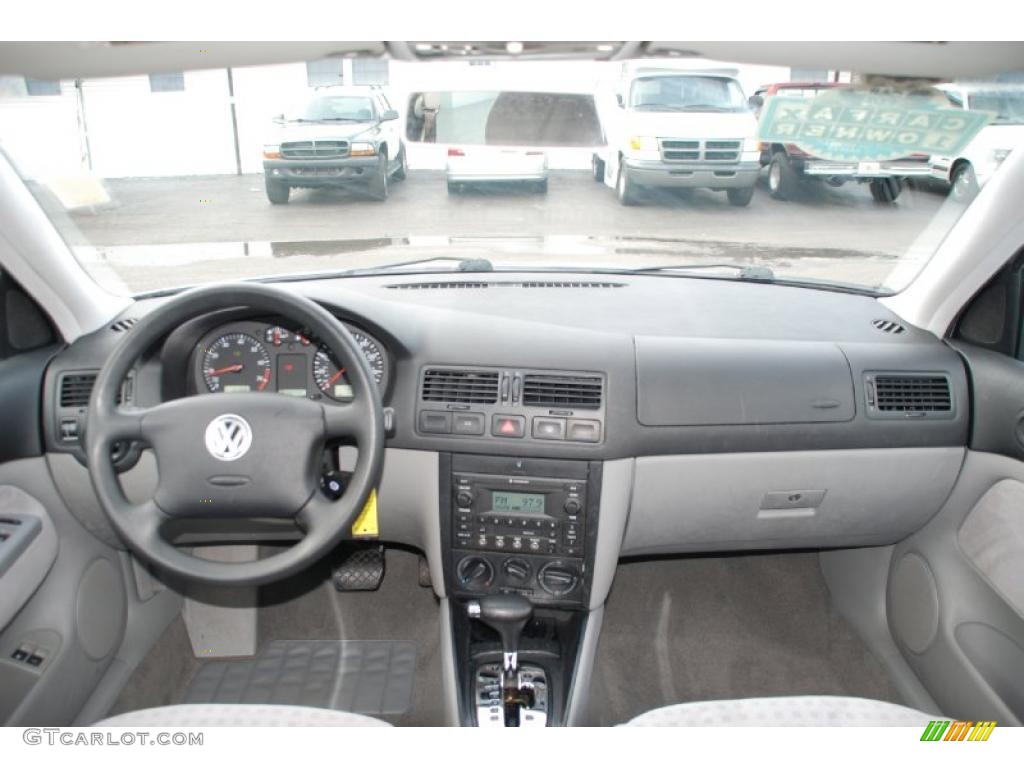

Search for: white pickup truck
xmin=592 ymin=65 xmax=761 ymax=206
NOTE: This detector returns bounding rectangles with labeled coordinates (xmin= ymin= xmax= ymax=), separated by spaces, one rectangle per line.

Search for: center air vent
xmin=522 ymin=374 xmax=602 ymax=409
xmin=59 ymin=372 xmax=98 ymax=407
xmin=422 ymin=369 xmax=499 ymax=404
xmin=868 ymin=373 xmax=952 ymax=417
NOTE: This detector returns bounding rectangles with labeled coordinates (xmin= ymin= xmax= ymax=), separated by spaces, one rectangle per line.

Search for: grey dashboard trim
xmin=623 ymin=447 xmax=965 ymax=556
xmin=590 ymin=459 xmax=634 ymax=611
xmin=0 ymin=485 xmax=58 ymax=630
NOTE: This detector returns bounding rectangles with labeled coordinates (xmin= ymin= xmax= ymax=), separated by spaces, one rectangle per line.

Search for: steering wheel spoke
xmin=322 ymin=400 xmax=371 ymax=441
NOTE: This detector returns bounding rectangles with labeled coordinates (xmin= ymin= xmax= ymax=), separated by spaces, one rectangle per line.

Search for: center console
xmin=440 ymin=454 xmax=601 ymax=727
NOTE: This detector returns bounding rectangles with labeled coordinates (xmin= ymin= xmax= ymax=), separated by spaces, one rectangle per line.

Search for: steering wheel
xmin=84 ymin=283 xmax=385 ymax=586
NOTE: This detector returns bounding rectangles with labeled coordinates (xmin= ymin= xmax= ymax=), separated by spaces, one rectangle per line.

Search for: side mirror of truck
xmin=381 ymin=109 xmax=400 ymax=122
xmin=747 ymin=95 xmax=764 ymax=112
xmin=615 ymin=93 xmax=625 ymax=108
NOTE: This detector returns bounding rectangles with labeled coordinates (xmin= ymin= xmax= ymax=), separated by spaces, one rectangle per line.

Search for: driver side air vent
xmin=866 ymin=373 xmax=952 ymax=419
xmin=872 ymin=318 xmax=906 ymax=335
xmin=59 ymin=372 xmax=97 ymax=407
xmin=59 ymin=371 xmax=132 ymax=407
xmin=523 ymin=374 xmax=602 ymax=409
xmin=422 ymin=368 xmax=500 ymax=404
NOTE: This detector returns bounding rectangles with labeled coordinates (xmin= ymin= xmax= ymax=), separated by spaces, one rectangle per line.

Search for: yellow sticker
xmin=351 ymin=489 xmax=379 ymax=538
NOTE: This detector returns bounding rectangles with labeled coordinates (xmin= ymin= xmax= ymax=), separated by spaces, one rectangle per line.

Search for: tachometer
xmin=313 ymin=330 xmax=386 ymax=401
xmin=202 ymin=333 xmax=272 ymax=393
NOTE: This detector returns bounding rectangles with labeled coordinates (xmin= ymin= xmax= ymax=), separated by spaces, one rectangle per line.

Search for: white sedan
xmin=445 ymin=145 xmax=549 ymax=193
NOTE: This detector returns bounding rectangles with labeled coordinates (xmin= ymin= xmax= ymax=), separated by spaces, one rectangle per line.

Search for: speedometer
xmin=313 ymin=330 xmax=386 ymax=401
xmin=202 ymin=333 xmax=272 ymax=393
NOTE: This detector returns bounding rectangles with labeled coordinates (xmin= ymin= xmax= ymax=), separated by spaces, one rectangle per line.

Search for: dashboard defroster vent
xmin=872 ymin=318 xmax=906 ymax=334
xmin=387 ymin=281 xmax=624 ymax=290
xmin=422 ymin=369 xmax=500 ymax=404
xmin=523 ymin=374 xmax=602 ymax=409
xmin=870 ymin=374 xmax=952 ymax=415
xmin=110 ymin=317 xmax=138 ymax=332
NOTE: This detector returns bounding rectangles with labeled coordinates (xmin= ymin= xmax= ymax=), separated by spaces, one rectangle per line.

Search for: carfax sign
xmin=758 ymin=88 xmax=992 ymax=162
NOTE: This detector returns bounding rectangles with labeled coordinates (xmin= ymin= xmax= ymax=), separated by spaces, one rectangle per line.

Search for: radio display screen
xmin=491 ymin=491 xmax=545 ymax=515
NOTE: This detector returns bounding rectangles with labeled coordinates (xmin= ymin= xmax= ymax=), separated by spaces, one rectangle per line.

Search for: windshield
xmin=630 ymin=75 xmax=746 ymax=111
xmin=969 ymin=89 xmax=1024 ymax=124
xmin=0 ymin=52 xmax=1019 ymax=297
xmin=291 ymin=94 xmax=375 ymax=122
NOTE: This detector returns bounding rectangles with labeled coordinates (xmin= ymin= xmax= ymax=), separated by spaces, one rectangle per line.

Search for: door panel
xmin=885 ymin=288 xmax=1024 ymax=724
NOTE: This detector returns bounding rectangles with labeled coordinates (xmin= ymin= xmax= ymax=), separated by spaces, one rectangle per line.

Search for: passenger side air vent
xmin=59 ymin=372 xmax=98 ymax=407
xmin=872 ymin=318 xmax=906 ymax=335
xmin=866 ymin=373 xmax=952 ymax=418
xmin=110 ymin=317 xmax=138 ymax=332
xmin=422 ymin=369 xmax=500 ymax=404
xmin=523 ymin=374 xmax=602 ymax=409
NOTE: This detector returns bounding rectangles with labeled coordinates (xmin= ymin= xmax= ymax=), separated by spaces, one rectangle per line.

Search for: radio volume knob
xmin=563 ymin=498 xmax=581 ymax=515
xmin=456 ymin=490 xmax=474 ymax=508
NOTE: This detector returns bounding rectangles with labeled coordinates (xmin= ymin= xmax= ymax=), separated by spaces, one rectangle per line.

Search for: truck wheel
xmin=767 ymin=152 xmax=799 ymax=200
xmin=726 ymin=185 xmax=756 ymax=207
xmin=592 ymin=154 xmax=605 ymax=182
xmin=392 ymin=144 xmax=407 ymax=181
xmin=369 ymin=153 xmax=389 ymax=200
xmin=869 ymin=178 xmax=902 ymax=203
xmin=265 ymin=178 xmax=290 ymax=205
xmin=616 ymin=163 xmax=640 ymax=205
xmin=950 ymin=162 xmax=978 ymax=202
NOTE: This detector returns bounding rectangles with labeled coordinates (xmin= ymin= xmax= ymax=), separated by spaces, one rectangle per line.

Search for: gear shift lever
xmin=467 ymin=594 xmax=533 ymax=673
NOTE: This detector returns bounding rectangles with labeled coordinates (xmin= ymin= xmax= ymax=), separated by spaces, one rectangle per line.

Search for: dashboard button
xmin=452 ymin=413 xmax=485 ymax=435
xmin=567 ymin=419 xmax=601 ymax=443
xmin=532 ymin=417 xmax=566 ymax=440
xmin=419 ymin=410 xmax=452 ymax=434
xmin=491 ymin=415 xmax=525 ymax=438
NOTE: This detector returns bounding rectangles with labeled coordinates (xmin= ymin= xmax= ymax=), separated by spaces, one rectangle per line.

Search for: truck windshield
xmin=293 ymin=95 xmax=375 ymax=122
xmin=969 ymin=89 xmax=1024 ymax=125
xmin=630 ymin=75 xmax=746 ymax=112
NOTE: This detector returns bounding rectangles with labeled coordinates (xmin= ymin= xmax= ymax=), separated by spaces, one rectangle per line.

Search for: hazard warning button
xmin=491 ymin=415 xmax=526 ymax=438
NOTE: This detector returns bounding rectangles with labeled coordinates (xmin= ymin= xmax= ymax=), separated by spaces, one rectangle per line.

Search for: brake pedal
xmin=332 ymin=544 xmax=385 ymax=591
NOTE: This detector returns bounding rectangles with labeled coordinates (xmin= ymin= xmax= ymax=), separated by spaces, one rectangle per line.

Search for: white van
xmin=592 ymin=64 xmax=761 ymax=206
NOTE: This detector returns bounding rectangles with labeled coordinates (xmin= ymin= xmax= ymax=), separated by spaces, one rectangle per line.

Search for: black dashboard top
xmin=42 ymin=272 xmax=969 ymax=462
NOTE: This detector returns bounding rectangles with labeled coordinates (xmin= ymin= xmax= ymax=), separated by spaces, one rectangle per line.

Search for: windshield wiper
xmin=633 ymin=263 xmax=775 ymax=281
xmin=269 ymin=256 xmax=496 ymax=282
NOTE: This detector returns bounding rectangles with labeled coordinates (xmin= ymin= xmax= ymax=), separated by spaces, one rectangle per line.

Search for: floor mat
xmin=590 ymin=552 xmax=903 ymax=725
xmin=182 ymin=640 xmax=417 ymax=716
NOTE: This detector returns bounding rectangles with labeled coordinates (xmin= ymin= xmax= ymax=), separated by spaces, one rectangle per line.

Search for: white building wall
xmin=0 ymin=58 xmax=798 ymax=179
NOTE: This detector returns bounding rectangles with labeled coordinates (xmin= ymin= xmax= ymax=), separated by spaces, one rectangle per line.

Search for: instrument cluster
xmin=192 ymin=320 xmax=388 ymax=402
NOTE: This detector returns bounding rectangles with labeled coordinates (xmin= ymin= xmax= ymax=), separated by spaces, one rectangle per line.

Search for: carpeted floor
xmin=110 ymin=546 xmax=443 ymax=725
xmin=589 ymin=551 xmax=903 ymax=725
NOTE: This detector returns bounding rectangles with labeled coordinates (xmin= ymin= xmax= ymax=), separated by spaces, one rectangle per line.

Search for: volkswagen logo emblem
xmin=204 ymin=414 xmax=253 ymax=461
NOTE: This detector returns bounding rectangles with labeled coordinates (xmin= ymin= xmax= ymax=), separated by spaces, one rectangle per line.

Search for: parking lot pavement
xmin=61 ymin=170 xmax=954 ymax=293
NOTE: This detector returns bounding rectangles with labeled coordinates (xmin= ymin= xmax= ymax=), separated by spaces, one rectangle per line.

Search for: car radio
xmin=442 ymin=454 xmax=599 ymax=607
xmin=452 ymin=472 xmax=585 ymax=558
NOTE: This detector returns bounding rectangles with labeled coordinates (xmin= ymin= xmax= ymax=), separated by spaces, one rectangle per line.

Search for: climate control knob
xmin=538 ymin=562 xmax=579 ymax=596
xmin=456 ymin=556 xmax=494 ymax=590
xmin=502 ymin=558 xmax=532 ymax=584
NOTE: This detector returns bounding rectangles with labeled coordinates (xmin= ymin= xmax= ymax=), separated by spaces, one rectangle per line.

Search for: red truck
xmin=751 ymin=82 xmax=932 ymax=203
